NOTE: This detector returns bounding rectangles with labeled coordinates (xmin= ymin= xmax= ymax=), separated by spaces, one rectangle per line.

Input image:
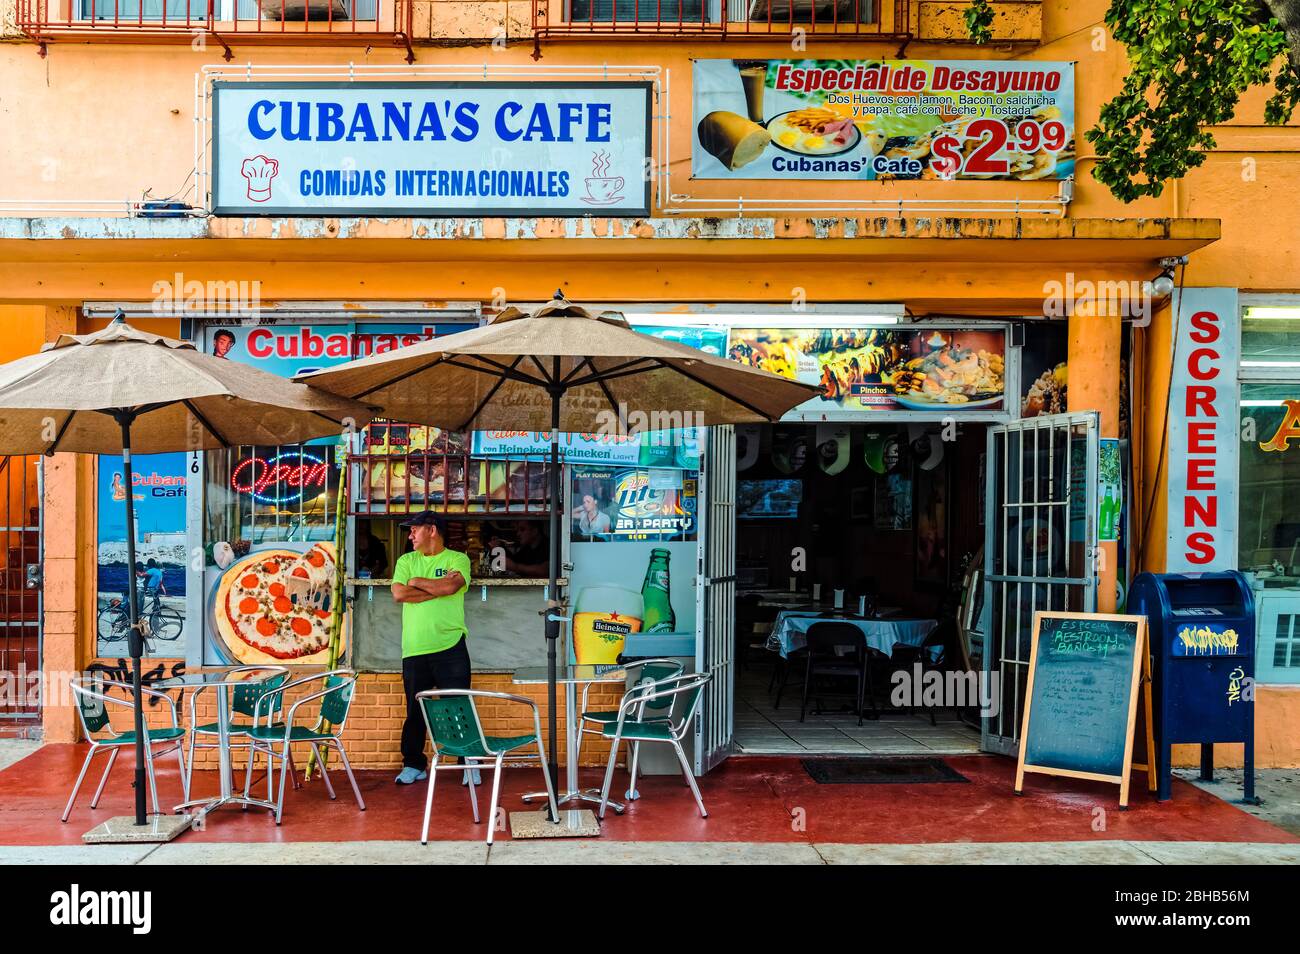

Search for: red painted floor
xmin=1 ymin=744 xmax=1293 ymax=846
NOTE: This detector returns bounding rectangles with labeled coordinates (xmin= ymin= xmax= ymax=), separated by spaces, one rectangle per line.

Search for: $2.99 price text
xmin=928 ymin=118 xmax=1069 ymax=178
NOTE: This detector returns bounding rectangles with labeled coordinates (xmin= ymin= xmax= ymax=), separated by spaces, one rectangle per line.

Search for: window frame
xmin=1237 ymin=294 xmax=1300 ymax=684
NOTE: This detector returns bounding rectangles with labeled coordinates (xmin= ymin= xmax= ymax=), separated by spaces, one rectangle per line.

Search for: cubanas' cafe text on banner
xmin=693 ymin=60 xmax=1075 ymax=181
xmin=212 ymin=82 xmax=652 ymax=216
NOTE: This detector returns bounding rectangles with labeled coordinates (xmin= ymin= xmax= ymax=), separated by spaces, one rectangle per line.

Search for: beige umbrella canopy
xmin=0 ymin=321 xmax=372 ymax=454
xmin=295 ymin=296 xmax=819 ymax=430
xmin=299 ymin=295 xmax=819 ymax=819
xmin=0 ymin=316 xmax=375 ymax=827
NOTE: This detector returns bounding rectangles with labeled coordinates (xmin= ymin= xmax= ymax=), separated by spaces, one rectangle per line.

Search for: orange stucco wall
xmin=1 ymin=0 xmax=1298 ymax=765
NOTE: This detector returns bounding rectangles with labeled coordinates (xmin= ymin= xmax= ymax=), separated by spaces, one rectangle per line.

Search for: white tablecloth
xmin=766 ymin=612 xmax=939 ymax=660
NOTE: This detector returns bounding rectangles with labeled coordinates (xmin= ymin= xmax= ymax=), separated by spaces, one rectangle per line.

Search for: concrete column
xmin=1068 ymin=310 xmax=1122 ymax=613
xmin=40 ymin=305 xmax=85 ymax=744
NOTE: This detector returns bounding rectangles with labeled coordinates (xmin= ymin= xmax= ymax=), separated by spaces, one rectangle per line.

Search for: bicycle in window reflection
xmin=97 ymin=591 xmax=183 ymax=653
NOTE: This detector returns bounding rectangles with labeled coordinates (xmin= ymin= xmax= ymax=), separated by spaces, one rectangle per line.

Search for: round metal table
xmin=156 ymin=666 xmax=289 ymax=825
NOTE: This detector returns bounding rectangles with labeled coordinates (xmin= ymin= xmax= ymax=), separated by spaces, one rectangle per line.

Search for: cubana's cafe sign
xmin=211 ymin=81 xmax=652 ymax=216
xmin=693 ymin=59 xmax=1075 ymax=181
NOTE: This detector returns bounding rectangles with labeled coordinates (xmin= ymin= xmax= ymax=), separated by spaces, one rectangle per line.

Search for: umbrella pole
xmin=544 ymin=388 xmax=562 ymax=822
xmin=115 ymin=412 xmax=148 ymax=827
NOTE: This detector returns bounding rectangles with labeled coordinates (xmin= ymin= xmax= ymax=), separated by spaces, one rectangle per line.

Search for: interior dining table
xmin=766 ymin=611 xmax=939 ymax=660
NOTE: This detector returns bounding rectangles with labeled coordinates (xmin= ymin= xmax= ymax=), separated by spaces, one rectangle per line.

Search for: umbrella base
xmin=522 ymin=786 xmax=625 ymax=814
xmin=82 ymin=813 xmax=192 ymax=844
xmin=508 ymin=808 xmax=600 ymax=839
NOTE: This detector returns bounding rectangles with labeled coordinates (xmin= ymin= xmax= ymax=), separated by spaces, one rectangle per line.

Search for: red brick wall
xmin=86 ymin=662 xmax=624 ymax=771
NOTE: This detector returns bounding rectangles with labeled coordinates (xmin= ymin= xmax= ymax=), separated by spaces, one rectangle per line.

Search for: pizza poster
xmin=204 ymin=541 xmax=348 ymax=667
xmin=96 ymin=453 xmax=188 ymax=659
xmin=727 ymin=327 xmax=1006 ymax=417
xmin=692 ymin=59 xmax=1075 ymax=181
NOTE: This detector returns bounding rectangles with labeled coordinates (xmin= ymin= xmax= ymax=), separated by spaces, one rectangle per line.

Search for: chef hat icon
xmin=240 ymin=155 xmax=279 ymax=202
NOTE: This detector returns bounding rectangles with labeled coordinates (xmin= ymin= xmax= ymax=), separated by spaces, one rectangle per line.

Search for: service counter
xmin=348 ymin=576 xmax=566 ymax=672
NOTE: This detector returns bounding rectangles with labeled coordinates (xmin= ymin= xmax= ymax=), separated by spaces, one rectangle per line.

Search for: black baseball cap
xmin=399 ymin=511 xmax=447 ymax=535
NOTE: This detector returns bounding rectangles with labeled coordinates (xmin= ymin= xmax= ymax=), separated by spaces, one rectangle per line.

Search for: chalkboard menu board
xmin=1015 ymin=612 xmax=1149 ymax=807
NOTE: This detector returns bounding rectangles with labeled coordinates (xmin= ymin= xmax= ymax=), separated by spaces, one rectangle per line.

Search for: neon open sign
xmin=231 ymin=451 xmax=329 ymax=505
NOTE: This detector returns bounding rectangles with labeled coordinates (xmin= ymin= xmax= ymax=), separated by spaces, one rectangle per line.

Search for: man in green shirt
xmin=391 ymin=512 xmax=474 ymax=785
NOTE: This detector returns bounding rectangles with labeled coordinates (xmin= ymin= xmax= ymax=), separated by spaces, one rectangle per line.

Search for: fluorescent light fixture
xmin=1240 ymin=401 xmax=1288 ymax=407
xmin=1242 ymin=360 xmax=1300 ymax=368
xmin=1244 ymin=307 xmax=1300 ymax=320
xmin=622 ymin=313 xmax=902 ymax=327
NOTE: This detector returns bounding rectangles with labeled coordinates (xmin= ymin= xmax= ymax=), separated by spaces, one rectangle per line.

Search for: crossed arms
xmin=391 ymin=573 xmax=466 ymax=603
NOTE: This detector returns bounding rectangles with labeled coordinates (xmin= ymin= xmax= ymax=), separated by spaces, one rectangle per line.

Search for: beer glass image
xmin=573 ymin=585 xmax=644 ymax=664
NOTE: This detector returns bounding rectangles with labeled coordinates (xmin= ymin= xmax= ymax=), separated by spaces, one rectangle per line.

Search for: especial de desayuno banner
xmin=212 ymin=81 xmax=652 ymax=216
xmin=692 ymin=59 xmax=1074 ymax=181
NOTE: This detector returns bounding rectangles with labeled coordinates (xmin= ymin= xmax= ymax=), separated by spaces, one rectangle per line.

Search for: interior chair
xmin=735 ymin=593 xmax=770 ymax=672
xmin=800 ymin=621 xmax=878 ymax=726
xmin=597 ymin=673 xmax=711 ymax=820
xmin=415 ymin=688 xmax=558 ymax=846
xmin=770 ymin=637 xmax=807 ymax=710
xmin=573 ymin=657 xmax=684 ymax=780
xmin=245 ymin=669 xmax=366 ymax=824
xmin=890 ymin=618 xmax=957 ymax=725
xmin=63 ymin=676 xmax=189 ymax=822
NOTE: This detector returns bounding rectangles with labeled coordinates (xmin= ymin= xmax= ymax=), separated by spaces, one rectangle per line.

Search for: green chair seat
xmin=102 ymin=727 xmax=186 ymax=745
xmin=583 ymin=709 xmax=671 ymax=725
xmin=193 ymin=721 xmax=284 ymax=737
xmin=248 ymin=724 xmax=336 ymax=743
xmin=484 ymin=733 xmax=538 ymax=755
xmin=601 ymin=721 xmax=674 ymax=742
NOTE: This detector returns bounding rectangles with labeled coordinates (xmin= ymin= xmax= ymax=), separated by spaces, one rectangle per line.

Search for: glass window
xmin=1242 ymin=307 xmax=1300 ymax=368
xmin=1239 ymin=381 xmax=1300 ymax=684
xmin=569 ymin=0 xmax=707 ymax=22
xmin=205 ymin=441 xmax=341 ymax=548
xmin=1238 ymin=384 xmax=1300 ymax=570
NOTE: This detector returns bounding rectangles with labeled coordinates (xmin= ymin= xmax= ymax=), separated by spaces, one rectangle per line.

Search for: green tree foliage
xmin=962 ymin=0 xmax=1300 ymax=201
xmin=965 ymin=0 xmax=994 ymax=43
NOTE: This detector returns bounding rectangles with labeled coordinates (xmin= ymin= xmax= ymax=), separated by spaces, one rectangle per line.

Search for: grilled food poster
xmin=728 ymin=328 xmax=1006 ymax=414
xmin=692 ymin=59 xmax=1074 ymax=181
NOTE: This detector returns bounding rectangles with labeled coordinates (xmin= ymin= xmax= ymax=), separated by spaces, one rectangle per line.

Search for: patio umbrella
xmin=0 ymin=314 xmax=375 ymax=827
xmin=297 ymin=294 xmax=819 ymax=809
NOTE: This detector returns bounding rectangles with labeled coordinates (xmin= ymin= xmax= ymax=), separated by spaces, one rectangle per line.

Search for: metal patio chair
xmin=245 ymin=669 xmax=366 ymax=824
xmin=573 ymin=657 xmax=684 ymax=795
xmin=184 ymin=666 xmax=289 ymax=797
xmin=416 ymin=689 xmax=559 ymax=846
xmin=597 ymin=672 xmax=711 ymax=821
xmin=62 ymin=675 xmax=189 ymax=822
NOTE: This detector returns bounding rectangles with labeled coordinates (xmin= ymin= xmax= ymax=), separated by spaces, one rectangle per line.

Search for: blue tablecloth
xmin=766 ymin=612 xmax=939 ymax=660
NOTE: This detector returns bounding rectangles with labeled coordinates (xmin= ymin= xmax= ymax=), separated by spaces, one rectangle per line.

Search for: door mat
xmin=801 ymin=757 xmax=970 ymax=784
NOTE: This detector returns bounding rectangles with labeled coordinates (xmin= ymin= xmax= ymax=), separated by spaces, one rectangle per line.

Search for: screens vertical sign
xmin=1166 ymin=289 xmax=1239 ymax=571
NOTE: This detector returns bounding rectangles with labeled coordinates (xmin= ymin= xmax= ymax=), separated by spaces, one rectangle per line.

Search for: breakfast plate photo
xmin=765 ymin=108 xmax=862 ymax=158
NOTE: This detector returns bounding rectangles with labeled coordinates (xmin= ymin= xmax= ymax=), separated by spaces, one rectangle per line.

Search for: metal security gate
xmin=0 ymin=456 xmax=42 ymax=724
xmin=981 ymin=413 xmax=1098 ymax=755
xmin=695 ymin=425 xmax=736 ymax=774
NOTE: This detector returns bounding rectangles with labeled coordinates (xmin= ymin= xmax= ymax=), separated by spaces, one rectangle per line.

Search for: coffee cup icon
xmin=583 ymin=175 xmax=625 ymax=204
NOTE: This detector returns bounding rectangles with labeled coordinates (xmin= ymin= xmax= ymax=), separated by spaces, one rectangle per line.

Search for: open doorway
xmin=731 ymin=422 xmax=986 ymax=755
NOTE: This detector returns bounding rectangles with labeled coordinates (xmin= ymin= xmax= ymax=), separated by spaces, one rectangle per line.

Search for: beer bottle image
xmin=641 ymin=548 xmax=677 ymax=633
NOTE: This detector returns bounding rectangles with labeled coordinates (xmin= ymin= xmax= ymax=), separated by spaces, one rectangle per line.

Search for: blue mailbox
xmin=1128 ymin=571 xmax=1257 ymax=803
